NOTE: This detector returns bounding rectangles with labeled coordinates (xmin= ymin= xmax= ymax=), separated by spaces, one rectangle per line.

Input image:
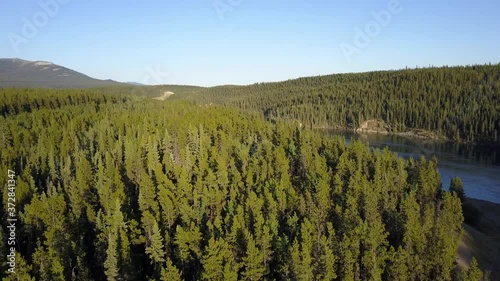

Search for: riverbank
xmin=354 ymin=120 xmax=448 ymax=140
xmin=313 ymin=119 xmax=500 ymax=147
xmin=457 ymin=198 xmax=500 ymax=279
xmin=313 ymin=124 xmax=448 ymax=142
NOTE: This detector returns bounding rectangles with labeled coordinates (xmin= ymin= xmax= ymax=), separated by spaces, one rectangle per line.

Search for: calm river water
xmin=323 ymin=131 xmax=500 ymax=204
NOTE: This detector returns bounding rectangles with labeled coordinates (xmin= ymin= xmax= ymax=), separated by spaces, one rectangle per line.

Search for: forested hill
xmin=94 ymin=84 xmax=207 ymax=98
xmin=0 ymin=88 xmax=476 ymax=280
xmin=173 ymin=64 xmax=500 ymax=145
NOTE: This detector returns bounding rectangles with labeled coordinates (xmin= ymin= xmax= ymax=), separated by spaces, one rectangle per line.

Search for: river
xmin=323 ymin=131 xmax=500 ymax=204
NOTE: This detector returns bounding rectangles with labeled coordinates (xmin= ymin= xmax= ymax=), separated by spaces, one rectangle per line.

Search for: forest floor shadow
xmin=457 ymin=198 xmax=500 ymax=280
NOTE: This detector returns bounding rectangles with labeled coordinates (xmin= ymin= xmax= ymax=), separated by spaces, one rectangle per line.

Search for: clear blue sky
xmin=1 ymin=0 xmax=499 ymax=86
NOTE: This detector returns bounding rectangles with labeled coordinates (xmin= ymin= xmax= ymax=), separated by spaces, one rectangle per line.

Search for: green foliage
xmin=202 ymin=237 xmax=238 ymax=281
xmin=242 ymin=235 xmax=266 ymax=281
xmin=173 ymin=64 xmax=500 ymax=144
xmin=104 ymin=233 xmax=119 ymax=281
xmin=2 ymin=254 xmax=35 ymax=281
xmin=466 ymin=258 xmax=484 ymax=281
xmin=0 ymin=88 xmax=467 ymax=280
xmin=450 ymin=177 xmax=466 ymax=203
xmin=161 ymin=259 xmax=183 ymax=281
xmin=145 ymin=221 xmax=165 ymax=264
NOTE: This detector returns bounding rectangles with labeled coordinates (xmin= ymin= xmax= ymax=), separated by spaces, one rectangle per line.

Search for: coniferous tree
xmin=0 ymin=88 xmax=473 ymax=280
xmin=161 ymin=259 xmax=183 ymax=281
xmin=466 ymin=258 xmax=484 ymax=281
xmin=242 ymin=235 xmax=266 ymax=281
xmin=146 ymin=221 xmax=166 ymax=264
xmin=450 ymin=177 xmax=465 ymax=203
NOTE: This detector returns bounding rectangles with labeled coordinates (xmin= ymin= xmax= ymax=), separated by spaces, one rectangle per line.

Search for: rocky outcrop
xmin=153 ymin=91 xmax=175 ymax=101
xmin=354 ymin=120 xmax=447 ymax=141
xmin=355 ymin=119 xmax=391 ymax=134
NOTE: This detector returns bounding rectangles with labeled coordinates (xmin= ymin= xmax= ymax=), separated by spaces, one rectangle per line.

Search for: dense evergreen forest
xmin=95 ymin=85 xmax=207 ymax=99
xmin=0 ymin=88 xmax=483 ymax=280
xmin=172 ymin=64 xmax=500 ymax=145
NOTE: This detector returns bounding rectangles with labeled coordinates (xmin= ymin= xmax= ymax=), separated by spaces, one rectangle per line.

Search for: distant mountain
xmin=0 ymin=58 xmax=125 ymax=88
